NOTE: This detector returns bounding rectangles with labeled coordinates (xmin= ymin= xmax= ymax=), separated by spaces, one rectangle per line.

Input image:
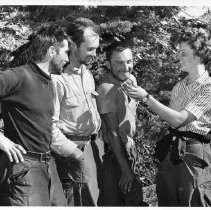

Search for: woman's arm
xmin=122 ymin=84 xmax=196 ymax=128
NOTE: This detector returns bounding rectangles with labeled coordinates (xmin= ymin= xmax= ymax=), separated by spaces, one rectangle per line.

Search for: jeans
xmin=0 ymin=152 xmax=67 ymax=206
xmin=156 ymin=141 xmax=211 ymax=206
xmin=54 ymin=137 xmax=104 ymax=206
xmin=100 ymin=144 xmax=146 ymax=206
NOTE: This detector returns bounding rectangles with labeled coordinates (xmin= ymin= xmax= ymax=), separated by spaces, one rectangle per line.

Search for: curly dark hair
xmin=172 ymin=27 xmax=211 ymax=65
xmin=27 ymin=25 xmax=70 ymax=62
xmin=66 ymin=17 xmax=99 ymax=48
xmin=106 ymin=41 xmax=132 ymax=61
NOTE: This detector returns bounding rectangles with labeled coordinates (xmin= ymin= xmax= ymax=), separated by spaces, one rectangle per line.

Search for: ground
xmin=143 ymin=184 xmax=158 ymax=206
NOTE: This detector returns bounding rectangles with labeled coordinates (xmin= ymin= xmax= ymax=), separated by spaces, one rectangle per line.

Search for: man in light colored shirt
xmin=51 ymin=18 xmax=104 ymax=206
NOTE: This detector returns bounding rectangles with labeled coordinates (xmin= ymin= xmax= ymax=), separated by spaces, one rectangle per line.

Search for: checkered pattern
xmin=170 ymin=71 xmax=211 ymax=135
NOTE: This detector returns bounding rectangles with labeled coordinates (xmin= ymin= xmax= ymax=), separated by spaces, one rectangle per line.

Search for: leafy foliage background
xmin=0 ymin=6 xmax=211 ymax=191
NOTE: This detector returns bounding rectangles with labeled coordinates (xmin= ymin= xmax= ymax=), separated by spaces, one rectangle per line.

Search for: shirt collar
xmin=28 ymin=61 xmax=51 ymax=80
xmin=184 ymin=70 xmax=209 ymax=86
xmin=65 ymin=63 xmax=86 ymax=75
xmin=107 ymin=73 xmax=122 ymax=87
xmin=195 ymin=70 xmax=209 ymax=84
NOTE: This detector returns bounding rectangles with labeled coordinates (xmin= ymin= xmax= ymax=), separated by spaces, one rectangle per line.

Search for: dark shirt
xmin=0 ymin=61 xmax=54 ymax=152
xmin=97 ymin=73 xmax=137 ymax=145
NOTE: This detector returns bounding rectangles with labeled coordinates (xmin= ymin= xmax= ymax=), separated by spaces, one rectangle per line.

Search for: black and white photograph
xmin=0 ymin=0 xmax=211 ymax=207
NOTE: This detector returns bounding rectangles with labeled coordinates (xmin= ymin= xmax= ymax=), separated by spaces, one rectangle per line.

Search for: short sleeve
xmin=184 ymin=84 xmax=211 ymax=119
xmin=96 ymin=82 xmax=118 ymax=114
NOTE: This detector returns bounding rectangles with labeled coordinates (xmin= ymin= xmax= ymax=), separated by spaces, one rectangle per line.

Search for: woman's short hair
xmin=174 ymin=27 xmax=211 ymax=64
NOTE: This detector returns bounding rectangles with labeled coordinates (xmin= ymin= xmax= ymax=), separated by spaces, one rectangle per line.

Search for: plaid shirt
xmin=170 ymin=71 xmax=211 ymax=135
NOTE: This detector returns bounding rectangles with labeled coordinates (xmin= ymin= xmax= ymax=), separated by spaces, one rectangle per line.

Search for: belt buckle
xmin=39 ymin=153 xmax=44 ymax=162
xmin=40 ymin=151 xmax=51 ymax=163
xmin=45 ymin=151 xmax=51 ymax=162
xmin=91 ymin=134 xmax=97 ymax=141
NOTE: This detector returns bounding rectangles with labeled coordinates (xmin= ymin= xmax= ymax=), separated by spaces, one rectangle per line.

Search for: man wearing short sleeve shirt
xmin=97 ymin=41 xmax=146 ymax=206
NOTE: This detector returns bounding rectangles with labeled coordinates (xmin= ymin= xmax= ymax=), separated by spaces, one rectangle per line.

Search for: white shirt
xmin=51 ymin=64 xmax=101 ymax=156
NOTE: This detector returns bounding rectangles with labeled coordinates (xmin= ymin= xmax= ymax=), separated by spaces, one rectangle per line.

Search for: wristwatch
xmin=142 ymin=93 xmax=150 ymax=103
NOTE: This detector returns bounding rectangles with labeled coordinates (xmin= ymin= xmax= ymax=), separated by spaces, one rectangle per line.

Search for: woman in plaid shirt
xmin=122 ymin=28 xmax=211 ymax=206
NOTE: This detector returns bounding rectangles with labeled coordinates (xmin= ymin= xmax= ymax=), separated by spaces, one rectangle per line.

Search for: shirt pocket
xmin=65 ymin=89 xmax=80 ymax=108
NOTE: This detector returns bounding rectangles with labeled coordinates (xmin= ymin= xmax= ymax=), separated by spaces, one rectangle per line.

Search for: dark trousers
xmin=54 ymin=137 xmax=104 ymax=206
xmin=0 ymin=152 xmax=67 ymax=206
xmin=156 ymin=141 xmax=211 ymax=206
xmin=100 ymin=145 xmax=146 ymax=206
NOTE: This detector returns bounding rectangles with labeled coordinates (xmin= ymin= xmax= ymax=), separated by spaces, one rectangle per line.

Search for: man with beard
xmin=96 ymin=41 xmax=146 ymax=206
xmin=51 ymin=18 xmax=103 ymax=206
xmin=0 ymin=26 xmax=69 ymax=206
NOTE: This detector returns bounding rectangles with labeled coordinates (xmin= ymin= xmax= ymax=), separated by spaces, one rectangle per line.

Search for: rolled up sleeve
xmin=185 ymin=84 xmax=211 ymax=119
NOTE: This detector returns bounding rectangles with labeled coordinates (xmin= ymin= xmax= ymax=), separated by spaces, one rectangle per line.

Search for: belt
xmin=65 ymin=134 xmax=97 ymax=142
xmin=24 ymin=150 xmax=51 ymax=163
xmin=168 ymin=127 xmax=211 ymax=144
xmin=155 ymin=128 xmax=211 ymax=162
xmin=186 ymin=139 xmax=202 ymax=145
